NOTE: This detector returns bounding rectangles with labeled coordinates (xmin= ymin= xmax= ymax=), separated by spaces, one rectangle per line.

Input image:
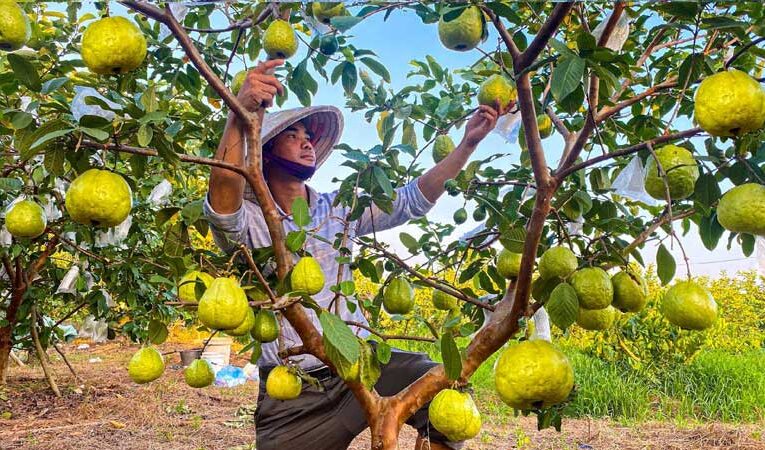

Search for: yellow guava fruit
xmin=128 ymin=347 xmax=165 ymax=384
xmin=177 ymin=271 xmax=214 ymax=304
xmin=694 ymin=69 xmax=765 ymax=137
xmin=225 ymin=307 xmax=256 ymax=337
xmin=538 ymin=115 xmax=553 ymax=139
xmin=263 ymin=19 xmax=298 ymax=60
xmin=65 ymin=169 xmax=132 ymax=227
xmin=231 ymin=70 xmax=247 ymax=95
xmin=577 ymin=305 xmax=617 ymax=330
xmin=290 ymin=256 xmax=325 ymax=295
xmin=661 ymin=280 xmax=717 ymax=330
xmin=494 ymin=340 xmax=574 ymax=410
xmin=266 ymin=365 xmax=302 ymax=400
xmin=312 ymin=2 xmax=346 ymax=24
xmin=570 ymin=267 xmax=613 ymax=310
xmin=250 ymin=309 xmax=280 ymax=343
xmin=5 ymin=200 xmax=46 ymax=238
xmin=81 ymin=16 xmax=147 ymax=74
xmin=538 ymin=246 xmax=578 ymax=280
xmin=383 ymin=277 xmax=414 ymax=314
xmin=497 ymin=249 xmax=522 ymax=279
xmin=477 ymin=74 xmax=517 ymax=110
xmin=428 ymin=389 xmax=482 ymax=441
xmin=431 ymin=289 xmax=458 ymax=311
xmin=611 ymin=270 xmax=648 ymax=312
xmin=197 ymin=277 xmax=249 ymax=330
xmin=644 ymin=145 xmax=699 ymax=201
xmin=717 ymin=183 xmax=765 ymax=236
xmin=184 ymin=358 xmax=215 ymax=388
xmin=438 ymin=6 xmax=483 ymax=52
xmin=0 ymin=0 xmax=30 ymax=51
xmin=432 ymin=134 xmax=456 ymax=163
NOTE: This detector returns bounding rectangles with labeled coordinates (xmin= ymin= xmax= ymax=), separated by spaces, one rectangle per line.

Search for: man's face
xmin=267 ymin=121 xmax=316 ymax=166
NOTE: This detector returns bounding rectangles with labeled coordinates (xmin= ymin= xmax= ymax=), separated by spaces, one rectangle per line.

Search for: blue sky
xmin=100 ymin=3 xmax=761 ymax=276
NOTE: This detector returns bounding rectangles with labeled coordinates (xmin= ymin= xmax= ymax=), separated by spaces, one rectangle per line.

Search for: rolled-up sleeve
xmin=355 ymin=178 xmax=436 ymax=236
xmin=203 ymin=194 xmax=251 ymax=254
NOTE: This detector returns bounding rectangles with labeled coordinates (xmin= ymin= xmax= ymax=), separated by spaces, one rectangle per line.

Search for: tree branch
xmin=481 ymin=6 xmax=520 ymax=60
xmin=344 ymin=321 xmax=436 ymax=343
xmin=555 ymin=127 xmax=702 ymax=179
xmin=516 ymin=2 xmax=575 ymax=69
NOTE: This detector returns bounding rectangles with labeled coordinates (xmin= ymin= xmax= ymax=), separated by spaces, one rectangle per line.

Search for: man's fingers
xmin=257 ymin=58 xmax=285 ymax=72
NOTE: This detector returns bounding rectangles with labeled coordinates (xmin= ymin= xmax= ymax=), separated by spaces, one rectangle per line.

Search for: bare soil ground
xmin=1 ymin=339 xmax=763 ymax=450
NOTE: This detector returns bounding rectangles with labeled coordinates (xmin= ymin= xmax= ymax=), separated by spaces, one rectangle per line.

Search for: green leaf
xmin=360 ymin=58 xmax=391 ymax=83
xmin=147 ymin=320 xmax=168 ymax=345
xmin=357 ymin=258 xmax=380 ymax=283
xmin=155 ymin=207 xmax=180 ymax=227
xmin=291 ymin=197 xmax=310 ymax=227
xmin=0 ymin=178 xmax=23 ymax=191
xmin=164 ymin=221 xmax=189 ymax=257
xmin=17 ymin=119 xmax=70 ymax=160
xmin=375 ymin=340 xmax=392 ymax=364
xmin=372 ymin=166 xmax=394 ymax=197
xmin=341 ymin=63 xmax=358 ymax=94
xmin=700 ymin=214 xmax=724 ymax=251
xmin=137 ymin=124 xmax=153 ymax=147
xmin=29 ymin=128 xmax=73 ymax=152
xmin=181 ymin=200 xmax=204 ymax=225
xmin=41 ymin=77 xmax=69 ymax=95
xmin=741 ymin=233 xmax=755 ymax=257
xmin=694 ymin=173 xmax=721 ymax=207
xmin=499 ymin=227 xmax=527 ymax=253
xmin=249 ymin=340 xmax=263 ymax=363
xmin=551 ymin=55 xmax=585 ymax=103
xmin=79 ymin=126 xmax=109 ymax=141
xmin=440 ymin=333 xmax=462 ymax=381
xmin=399 ymin=232 xmax=418 ymax=253
xmin=359 ymin=341 xmax=381 ymax=390
xmin=285 ymin=230 xmax=307 ymax=252
xmin=656 ymin=244 xmax=676 ymax=286
xmin=339 ymin=280 xmax=355 ymax=296
xmin=330 ymin=16 xmax=363 ymax=32
xmin=546 ymin=283 xmax=579 ymax=331
xmin=402 ymin=120 xmax=418 ymax=150
xmin=319 ymin=311 xmax=360 ymax=363
xmin=7 ymin=54 xmax=41 ymax=91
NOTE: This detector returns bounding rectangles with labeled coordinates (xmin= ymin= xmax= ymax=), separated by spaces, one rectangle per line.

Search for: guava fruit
xmin=81 ymin=16 xmax=147 ymax=74
xmin=438 ymin=6 xmax=483 ymax=52
xmin=694 ymin=69 xmax=765 ymax=137
xmin=494 ymin=340 xmax=574 ymax=410
xmin=716 ymin=183 xmax=765 ymax=236
xmin=65 ymin=169 xmax=132 ymax=228
xmin=644 ymin=145 xmax=699 ymax=201
xmin=263 ymin=19 xmax=298 ymax=60
xmin=5 ymin=200 xmax=46 ymax=238
xmin=428 ymin=389 xmax=482 ymax=441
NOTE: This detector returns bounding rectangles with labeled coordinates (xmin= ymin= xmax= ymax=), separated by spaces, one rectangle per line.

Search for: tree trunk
xmin=31 ymin=307 xmax=61 ymax=397
xmin=369 ymin=404 xmax=402 ymax=450
xmin=0 ymin=327 xmax=12 ymax=385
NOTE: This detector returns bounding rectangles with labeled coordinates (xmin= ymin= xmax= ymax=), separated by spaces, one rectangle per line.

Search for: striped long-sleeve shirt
xmin=203 ymin=178 xmax=435 ymax=369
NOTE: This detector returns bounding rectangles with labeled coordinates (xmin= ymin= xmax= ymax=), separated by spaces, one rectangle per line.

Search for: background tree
xmin=1 ymin=2 xmax=764 ymax=449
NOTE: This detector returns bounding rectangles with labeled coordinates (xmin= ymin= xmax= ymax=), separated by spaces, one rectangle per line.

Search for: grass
xmin=394 ymin=340 xmax=765 ymax=424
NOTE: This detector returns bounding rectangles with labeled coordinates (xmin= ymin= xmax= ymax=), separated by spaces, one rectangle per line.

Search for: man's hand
xmin=236 ymin=59 xmax=285 ymax=110
xmin=461 ymin=101 xmax=514 ymax=148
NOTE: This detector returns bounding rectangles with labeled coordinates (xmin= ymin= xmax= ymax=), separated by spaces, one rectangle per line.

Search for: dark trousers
xmin=255 ymin=348 xmax=457 ymax=450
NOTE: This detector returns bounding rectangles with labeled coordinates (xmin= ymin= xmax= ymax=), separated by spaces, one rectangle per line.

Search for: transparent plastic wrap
xmin=492 ymin=109 xmax=522 ymax=143
xmin=70 ymin=86 xmax=122 ymax=122
xmin=148 ymin=179 xmax=173 ymax=207
xmin=0 ymin=227 xmax=11 ymax=247
xmin=41 ymin=194 xmax=62 ymax=221
xmin=611 ymin=155 xmax=659 ymax=206
xmin=95 ymin=215 xmax=132 ymax=248
xmin=78 ymin=315 xmax=108 ymax=343
xmin=530 ymin=307 xmax=552 ymax=342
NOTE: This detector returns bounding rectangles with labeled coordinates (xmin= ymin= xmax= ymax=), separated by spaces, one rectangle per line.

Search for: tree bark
xmin=369 ymin=401 xmax=402 ymax=450
xmin=0 ymin=330 xmax=11 ymax=385
xmin=31 ymin=307 xmax=61 ymax=398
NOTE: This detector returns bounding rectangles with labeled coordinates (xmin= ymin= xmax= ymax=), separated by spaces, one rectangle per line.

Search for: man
xmin=204 ymin=59 xmax=510 ymax=450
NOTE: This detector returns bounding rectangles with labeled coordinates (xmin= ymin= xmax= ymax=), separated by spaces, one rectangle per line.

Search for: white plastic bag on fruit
xmin=78 ymin=315 xmax=108 ymax=343
xmin=41 ymin=194 xmax=61 ymax=221
xmin=148 ymin=179 xmax=173 ymax=207
xmin=56 ymin=265 xmax=80 ymax=294
xmin=592 ymin=12 xmax=630 ymax=52
xmin=757 ymin=237 xmax=765 ymax=276
xmin=492 ymin=109 xmax=522 ymax=143
xmin=94 ymin=215 xmax=132 ymax=248
xmin=159 ymin=3 xmax=189 ymax=41
xmin=300 ymin=4 xmax=331 ymax=35
xmin=611 ymin=155 xmax=659 ymax=206
xmin=0 ymin=227 xmax=11 ymax=247
xmin=529 ymin=307 xmax=552 ymax=342
xmin=71 ymin=86 xmax=122 ymax=122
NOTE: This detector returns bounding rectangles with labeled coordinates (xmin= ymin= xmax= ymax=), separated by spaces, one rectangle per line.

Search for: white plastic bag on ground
xmin=56 ymin=265 xmax=80 ymax=294
xmin=70 ymin=86 xmax=122 ymax=122
xmin=611 ymin=155 xmax=658 ymax=206
xmin=148 ymin=179 xmax=173 ymax=207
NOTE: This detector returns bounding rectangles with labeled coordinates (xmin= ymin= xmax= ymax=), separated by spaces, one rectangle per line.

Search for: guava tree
xmin=1 ymin=1 xmax=765 ymax=449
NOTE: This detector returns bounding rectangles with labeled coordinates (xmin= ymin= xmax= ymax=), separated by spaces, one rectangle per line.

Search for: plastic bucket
xmin=201 ymin=337 xmax=232 ymax=368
